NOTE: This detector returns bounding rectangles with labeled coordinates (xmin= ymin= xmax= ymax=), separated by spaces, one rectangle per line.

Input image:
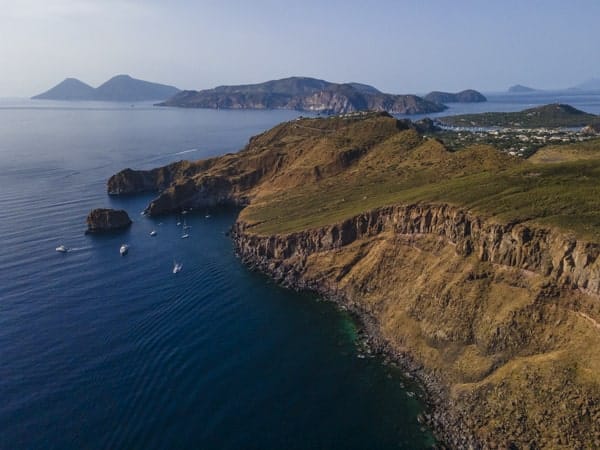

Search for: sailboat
xmin=172 ymin=261 xmax=183 ymax=273
xmin=181 ymin=218 xmax=190 ymax=238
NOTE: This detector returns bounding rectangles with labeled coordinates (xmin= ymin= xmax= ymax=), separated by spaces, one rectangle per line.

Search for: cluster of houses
xmin=436 ymin=126 xmax=598 ymax=157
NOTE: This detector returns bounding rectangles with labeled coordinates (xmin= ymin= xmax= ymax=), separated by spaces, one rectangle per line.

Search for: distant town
xmin=433 ymin=124 xmax=598 ymax=157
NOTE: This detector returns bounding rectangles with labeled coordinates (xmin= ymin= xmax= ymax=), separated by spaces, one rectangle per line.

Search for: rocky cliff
xmin=233 ymin=204 xmax=600 ymax=448
xmin=108 ymin=112 xmax=600 ymax=447
xmin=158 ymin=76 xmax=446 ymax=115
xmin=107 ymin=112 xmax=429 ymax=215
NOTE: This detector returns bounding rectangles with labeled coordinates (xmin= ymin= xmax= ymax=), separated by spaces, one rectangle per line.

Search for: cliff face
xmin=106 ymin=113 xmax=417 ymax=214
xmin=107 ymin=159 xmax=217 ymax=196
xmin=233 ymin=204 xmax=600 ymax=449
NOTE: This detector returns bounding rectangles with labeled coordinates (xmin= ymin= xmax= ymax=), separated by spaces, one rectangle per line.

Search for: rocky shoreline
xmin=232 ymin=219 xmax=477 ymax=448
xmin=231 ymin=203 xmax=600 ymax=449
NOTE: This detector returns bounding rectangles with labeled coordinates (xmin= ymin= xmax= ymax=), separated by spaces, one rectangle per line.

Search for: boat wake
xmin=173 ymin=148 xmax=199 ymax=155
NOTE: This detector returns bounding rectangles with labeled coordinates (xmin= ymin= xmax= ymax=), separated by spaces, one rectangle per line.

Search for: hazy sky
xmin=2 ymin=0 xmax=599 ymax=97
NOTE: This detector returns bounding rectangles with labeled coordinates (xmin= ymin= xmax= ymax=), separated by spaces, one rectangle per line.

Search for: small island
xmin=86 ymin=208 xmax=132 ymax=234
xmin=508 ymin=84 xmax=537 ymax=93
xmin=424 ymin=89 xmax=487 ymax=103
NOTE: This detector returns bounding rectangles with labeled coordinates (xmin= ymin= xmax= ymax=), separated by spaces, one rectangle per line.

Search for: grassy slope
xmin=240 ymin=118 xmax=600 ymax=241
xmin=234 ymin=115 xmax=600 ymax=447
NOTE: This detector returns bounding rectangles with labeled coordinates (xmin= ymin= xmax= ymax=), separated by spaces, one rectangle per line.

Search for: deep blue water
xmin=0 ymin=100 xmax=434 ymax=450
xmin=1 ymin=92 xmax=598 ymax=449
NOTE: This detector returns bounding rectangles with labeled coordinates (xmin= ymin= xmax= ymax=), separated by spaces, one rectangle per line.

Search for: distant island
xmin=424 ymin=89 xmax=486 ymax=103
xmin=508 ymin=84 xmax=537 ymax=93
xmin=438 ymin=103 xmax=598 ymax=128
xmin=570 ymin=77 xmax=600 ymax=91
xmin=32 ymin=74 xmax=180 ymax=102
xmin=158 ymin=76 xmax=447 ymax=115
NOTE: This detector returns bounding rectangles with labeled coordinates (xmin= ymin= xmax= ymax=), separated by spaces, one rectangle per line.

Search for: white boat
xmin=181 ymin=233 xmax=190 ymax=239
xmin=55 ymin=245 xmax=68 ymax=253
xmin=183 ymin=218 xmax=191 ymax=230
xmin=172 ymin=261 xmax=183 ymax=273
xmin=120 ymin=244 xmax=129 ymax=256
xmin=150 ymin=230 xmax=157 ymax=236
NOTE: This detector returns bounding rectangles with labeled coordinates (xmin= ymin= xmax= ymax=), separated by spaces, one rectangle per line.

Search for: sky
xmin=1 ymin=0 xmax=599 ymax=97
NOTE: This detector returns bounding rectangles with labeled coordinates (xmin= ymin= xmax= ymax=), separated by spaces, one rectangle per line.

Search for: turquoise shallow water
xmin=0 ymin=100 xmax=435 ymax=449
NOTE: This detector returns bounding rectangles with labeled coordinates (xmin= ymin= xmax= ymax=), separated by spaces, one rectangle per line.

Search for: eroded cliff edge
xmin=233 ymin=204 xmax=600 ymax=449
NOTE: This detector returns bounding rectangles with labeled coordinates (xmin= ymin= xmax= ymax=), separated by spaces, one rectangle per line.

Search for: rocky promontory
xmin=85 ymin=208 xmax=132 ymax=234
xmin=107 ymin=111 xmax=600 ymax=447
xmin=424 ymin=89 xmax=487 ymax=103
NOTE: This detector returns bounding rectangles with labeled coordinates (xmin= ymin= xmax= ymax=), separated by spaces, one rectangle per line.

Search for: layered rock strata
xmin=233 ymin=204 xmax=600 ymax=449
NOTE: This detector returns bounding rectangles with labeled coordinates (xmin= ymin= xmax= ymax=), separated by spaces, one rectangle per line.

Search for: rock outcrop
xmin=424 ymin=89 xmax=487 ymax=103
xmin=233 ymin=204 xmax=600 ymax=449
xmin=85 ymin=208 xmax=132 ymax=233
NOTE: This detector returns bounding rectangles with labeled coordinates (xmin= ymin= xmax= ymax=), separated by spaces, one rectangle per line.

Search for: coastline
xmin=231 ymin=203 xmax=600 ymax=449
xmin=231 ymin=219 xmax=470 ymax=449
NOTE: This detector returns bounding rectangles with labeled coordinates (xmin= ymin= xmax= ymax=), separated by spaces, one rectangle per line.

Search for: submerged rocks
xmin=85 ymin=208 xmax=132 ymax=234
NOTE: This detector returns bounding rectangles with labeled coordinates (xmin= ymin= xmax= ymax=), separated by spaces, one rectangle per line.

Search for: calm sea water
xmin=1 ymin=92 xmax=598 ymax=450
xmin=0 ymin=100 xmax=434 ymax=450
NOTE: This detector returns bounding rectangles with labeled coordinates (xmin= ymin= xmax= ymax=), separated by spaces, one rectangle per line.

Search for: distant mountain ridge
xmin=424 ymin=89 xmax=486 ymax=103
xmin=508 ymin=84 xmax=537 ymax=93
xmin=33 ymin=75 xmax=180 ymax=101
xmin=570 ymin=78 xmax=600 ymax=91
xmin=158 ymin=76 xmax=446 ymax=115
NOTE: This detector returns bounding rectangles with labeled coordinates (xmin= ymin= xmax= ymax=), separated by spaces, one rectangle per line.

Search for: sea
xmin=1 ymin=91 xmax=599 ymax=450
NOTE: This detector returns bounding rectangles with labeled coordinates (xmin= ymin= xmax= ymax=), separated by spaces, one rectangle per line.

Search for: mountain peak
xmin=32 ymin=75 xmax=179 ymax=102
xmin=32 ymin=77 xmax=95 ymax=100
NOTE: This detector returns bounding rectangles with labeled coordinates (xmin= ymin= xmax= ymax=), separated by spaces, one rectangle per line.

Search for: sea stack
xmin=86 ymin=208 xmax=132 ymax=234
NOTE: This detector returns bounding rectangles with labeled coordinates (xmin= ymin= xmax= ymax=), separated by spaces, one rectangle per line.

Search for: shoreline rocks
xmin=231 ymin=203 xmax=600 ymax=448
xmin=85 ymin=208 xmax=132 ymax=234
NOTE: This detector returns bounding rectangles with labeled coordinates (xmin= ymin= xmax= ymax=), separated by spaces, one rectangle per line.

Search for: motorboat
xmin=55 ymin=245 xmax=68 ymax=253
xmin=172 ymin=261 xmax=183 ymax=273
xmin=181 ymin=233 xmax=190 ymax=239
xmin=150 ymin=230 xmax=157 ymax=236
xmin=120 ymin=244 xmax=129 ymax=255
